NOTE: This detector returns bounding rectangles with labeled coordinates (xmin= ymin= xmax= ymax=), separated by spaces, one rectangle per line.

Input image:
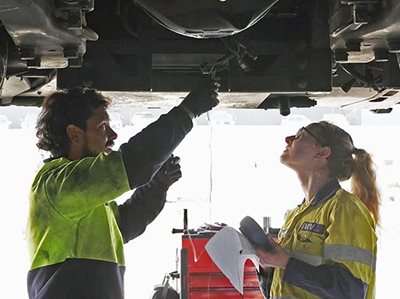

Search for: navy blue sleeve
xmin=257 ymin=267 xmax=274 ymax=299
xmin=117 ymin=180 xmax=169 ymax=243
xmin=283 ymin=258 xmax=366 ymax=299
xmin=120 ymin=106 xmax=193 ymax=189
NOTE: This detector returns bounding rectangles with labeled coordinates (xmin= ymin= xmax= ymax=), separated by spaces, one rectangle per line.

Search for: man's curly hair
xmin=36 ymin=88 xmax=110 ymax=157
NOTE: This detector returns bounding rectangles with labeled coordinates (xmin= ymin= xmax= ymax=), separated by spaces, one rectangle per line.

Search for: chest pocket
xmin=292 ymin=221 xmax=326 ymax=256
xmin=295 ymin=230 xmax=324 ymax=244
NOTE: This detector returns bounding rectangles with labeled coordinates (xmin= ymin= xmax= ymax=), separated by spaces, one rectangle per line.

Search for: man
xmin=27 ymin=80 xmax=219 ymax=299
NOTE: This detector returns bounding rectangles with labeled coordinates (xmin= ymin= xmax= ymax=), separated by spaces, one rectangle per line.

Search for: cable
xmin=206 ymin=111 xmax=214 ymax=223
xmin=339 ymin=64 xmax=383 ymax=92
xmin=186 ymin=230 xmax=207 ymax=263
xmin=200 ymin=38 xmax=257 ymax=78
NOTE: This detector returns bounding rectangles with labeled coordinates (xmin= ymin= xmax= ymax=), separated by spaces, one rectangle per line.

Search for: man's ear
xmin=66 ymin=124 xmax=83 ymax=144
xmin=316 ymin=146 xmax=331 ymax=160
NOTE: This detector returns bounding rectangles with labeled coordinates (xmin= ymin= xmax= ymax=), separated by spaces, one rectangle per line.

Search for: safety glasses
xmin=301 ymin=127 xmax=326 ymax=146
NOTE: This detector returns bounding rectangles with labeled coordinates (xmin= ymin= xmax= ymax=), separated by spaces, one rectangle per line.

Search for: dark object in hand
xmin=239 ymin=216 xmax=275 ymax=252
xmin=153 ymin=156 xmax=182 ymax=188
xmin=180 ymin=77 xmax=219 ymax=117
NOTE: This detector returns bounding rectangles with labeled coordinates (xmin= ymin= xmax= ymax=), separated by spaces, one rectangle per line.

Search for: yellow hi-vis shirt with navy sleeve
xmin=27 ymin=151 xmax=131 ymax=270
xmin=271 ymin=183 xmax=377 ymax=299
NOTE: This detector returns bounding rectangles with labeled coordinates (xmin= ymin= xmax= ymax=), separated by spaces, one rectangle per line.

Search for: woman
xmin=256 ymin=121 xmax=379 ymax=299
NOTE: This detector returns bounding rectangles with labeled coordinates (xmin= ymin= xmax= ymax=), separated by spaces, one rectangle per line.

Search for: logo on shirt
xmin=299 ymin=222 xmax=325 ymax=234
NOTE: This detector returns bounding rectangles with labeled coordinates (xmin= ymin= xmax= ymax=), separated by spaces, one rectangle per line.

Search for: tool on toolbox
xmin=164 ymin=210 xmax=281 ymax=298
xmin=170 ymin=209 xmax=265 ymax=298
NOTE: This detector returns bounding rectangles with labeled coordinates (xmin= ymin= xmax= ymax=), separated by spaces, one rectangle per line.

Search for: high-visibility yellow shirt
xmin=28 ymin=151 xmax=131 ymax=270
xmin=271 ymin=182 xmax=376 ymax=299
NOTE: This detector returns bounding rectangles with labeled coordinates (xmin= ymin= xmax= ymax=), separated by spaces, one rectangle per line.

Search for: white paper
xmin=204 ymin=226 xmax=260 ymax=294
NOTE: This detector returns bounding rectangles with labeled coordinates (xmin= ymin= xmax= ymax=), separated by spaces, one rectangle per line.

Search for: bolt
xmin=388 ymin=41 xmax=400 ymax=53
xmin=68 ymin=56 xmax=83 ymax=68
xmin=297 ymin=57 xmax=308 ymax=70
xmin=64 ymin=46 xmax=80 ymax=59
xmin=278 ymin=96 xmax=290 ymax=116
xmin=26 ymin=58 xmax=41 ymax=68
xmin=297 ymin=78 xmax=309 ymax=90
xmin=19 ymin=47 xmax=35 ymax=60
xmin=374 ymin=49 xmax=389 ymax=62
xmin=346 ymin=40 xmax=361 ymax=52
xmin=353 ymin=4 xmax=370 ymax=25
xmin=334 ymin=51 xmax=349 ymax=63
xmin=68 ymin=11 xmax=82 ymax=29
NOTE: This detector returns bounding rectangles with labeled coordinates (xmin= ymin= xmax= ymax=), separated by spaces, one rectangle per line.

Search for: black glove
xmin=179 ymin=77 xmax=220 ymax=117
xmin=152 ymin=155 xmax=182 ymax=189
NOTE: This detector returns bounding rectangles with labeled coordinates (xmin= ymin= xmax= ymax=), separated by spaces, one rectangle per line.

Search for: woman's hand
xmin=254 ymin=235 xmax=291 ymax=270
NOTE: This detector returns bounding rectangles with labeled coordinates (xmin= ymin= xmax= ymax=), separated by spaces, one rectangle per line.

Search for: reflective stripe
xmin=271 ymin=296 xmax=298 ymax=299
xmin=325 ymin=244 xmax=376 ymax=271
xmin=291 ymin=251 xmax=324 ymax=266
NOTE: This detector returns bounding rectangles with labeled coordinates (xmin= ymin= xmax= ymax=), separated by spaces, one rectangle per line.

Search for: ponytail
xmin=350 ymin=148 xmax=380 ymax=226
xmin=307 ymin=121 xmax=380 ymax=225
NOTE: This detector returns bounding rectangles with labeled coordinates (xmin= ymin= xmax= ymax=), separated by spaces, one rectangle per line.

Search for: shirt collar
xmin=43 ymin=157 xmax=58 ymax=163
xmin=310 ymin=179 xmax=341 ymax=206
xmin=43 ymin=156 xmax=67 ymax=163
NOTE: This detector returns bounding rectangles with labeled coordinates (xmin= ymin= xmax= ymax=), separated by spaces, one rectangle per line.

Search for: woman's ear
xmin=66 ymin=124 xmax=83 ymax=144
xmin=316 ymin=146 xmax=331 ymax=160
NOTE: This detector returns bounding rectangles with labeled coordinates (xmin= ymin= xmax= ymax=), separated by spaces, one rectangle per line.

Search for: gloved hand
xmin=179 ymin=77 xmax=220 ymax=117
xmin=152 ymin=156 xmax=182 ymax=189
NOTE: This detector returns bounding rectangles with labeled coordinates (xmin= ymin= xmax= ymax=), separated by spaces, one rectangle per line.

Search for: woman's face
xmin=280 ymin=126 xmax=323 ymax=171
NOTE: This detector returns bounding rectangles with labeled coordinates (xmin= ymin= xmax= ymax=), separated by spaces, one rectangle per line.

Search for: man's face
xmin=80 ymin=105 xmax=118 ymax=157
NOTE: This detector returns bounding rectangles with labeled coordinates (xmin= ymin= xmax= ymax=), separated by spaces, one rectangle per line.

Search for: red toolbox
xmin=180 ymin=233 xmax=264 ymax=299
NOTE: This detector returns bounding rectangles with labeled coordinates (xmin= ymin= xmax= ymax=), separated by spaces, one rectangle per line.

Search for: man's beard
xmin=81 ymin=136 xmax=114 ymax=157
xmin=81 ymin=143 xmax=96 ymax=157
xmin=105 ymin=141 xmax=114 ymax=154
